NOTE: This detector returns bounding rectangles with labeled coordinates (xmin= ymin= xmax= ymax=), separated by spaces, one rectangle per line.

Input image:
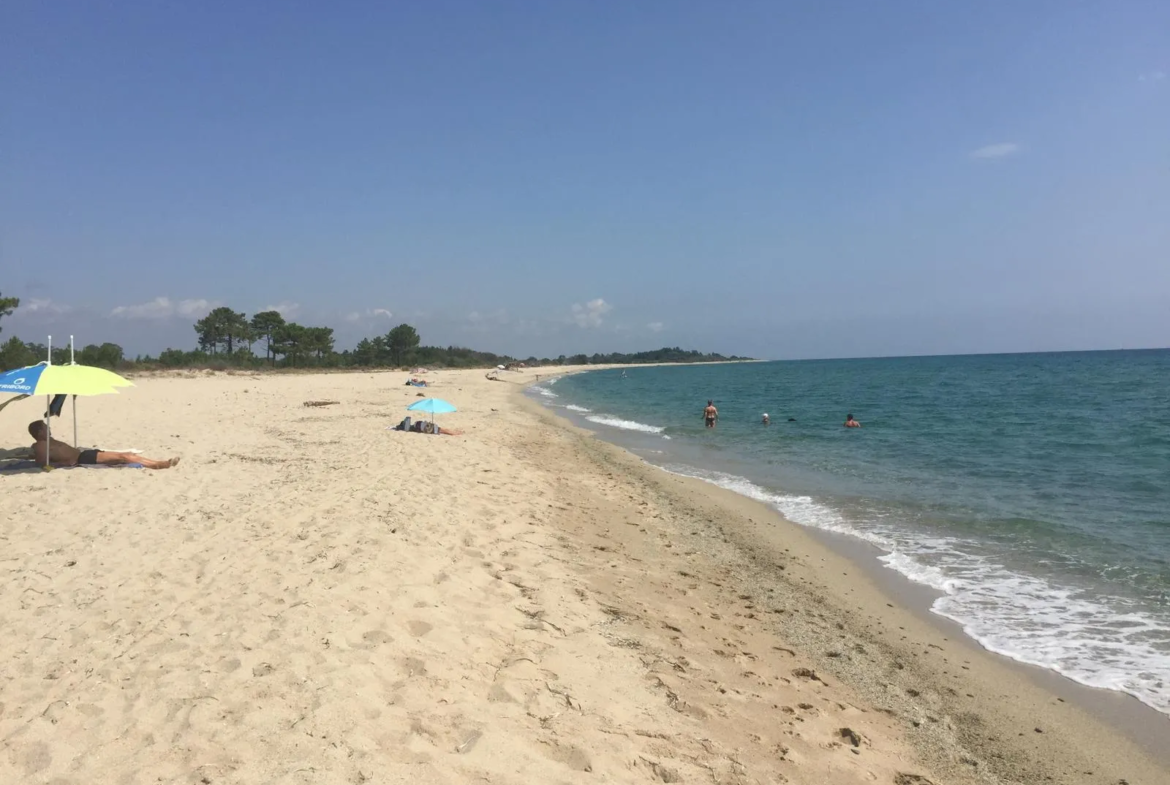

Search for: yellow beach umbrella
xmin=0 ymin=363 xmax=132 ymax=396
xmin=0 ymin=362 xmax=132 ymax=468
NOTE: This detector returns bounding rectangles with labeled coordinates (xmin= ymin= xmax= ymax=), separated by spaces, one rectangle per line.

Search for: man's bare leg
xmin=95 ymin=451 xmax=180 ymax=470
xmin=138 ymin=455 xmax=180 ymax=470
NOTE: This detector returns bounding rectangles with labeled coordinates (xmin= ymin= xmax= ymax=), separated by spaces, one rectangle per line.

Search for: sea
xmin=527 ymin=351 xmax=1170 ymax=716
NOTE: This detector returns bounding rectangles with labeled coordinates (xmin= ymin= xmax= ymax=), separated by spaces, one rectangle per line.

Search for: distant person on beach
xmin=412 ymin=420 xmax=463 ymax=436
xmin=28 ymin=421 xmax=180 ymax=469
xmin=844 ymin=414 xmax=861 ymax=428
xmin=762 ymin=413 xmax=770 ymax=425
xmin=394 ymin=418 xmax=463 ymax=436
xmin=704 ymin=400 xmax=719 ymax=429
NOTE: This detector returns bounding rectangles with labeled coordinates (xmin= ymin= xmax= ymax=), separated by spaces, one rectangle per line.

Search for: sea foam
xmin=585 ymin=414 xmax=666 ymax=434
xmin=658 ymin=464 xmax=1170 ymax=717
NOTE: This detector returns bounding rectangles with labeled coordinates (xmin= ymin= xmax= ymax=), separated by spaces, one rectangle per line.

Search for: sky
xmin=2 ymin=1 xmax=1168 ymax=360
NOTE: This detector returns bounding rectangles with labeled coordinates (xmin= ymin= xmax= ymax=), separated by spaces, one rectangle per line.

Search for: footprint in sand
xmin=17 ymin=740 xmax=52 ymax=775
xmin=487 ymin=681 xmax=517 ymax=703
xmin=407 ymin=620 xmax=433 ymax=637
xmin=401 ymin=656 xmax=427 ymax=676
xmin=542 ymin=741 xmax=593 ymax=773
xmin=362 ymin=629 xmax=392 ymax=646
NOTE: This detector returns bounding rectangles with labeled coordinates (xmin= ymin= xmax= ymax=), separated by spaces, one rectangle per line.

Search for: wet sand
xmin=805 ymin=527 xmax=1170 ymax=770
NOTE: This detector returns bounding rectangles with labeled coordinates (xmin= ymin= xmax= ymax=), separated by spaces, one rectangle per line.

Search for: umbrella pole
xmin=44 ymin=396 xmax=51 ymax=469
xmin=69 ymin=337 xmax=79 ymax=446
xmin=44 ymin=337 xmax=52 ymax=469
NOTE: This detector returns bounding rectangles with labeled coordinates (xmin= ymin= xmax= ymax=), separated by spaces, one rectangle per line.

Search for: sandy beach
xmin=1 ymin=367 xmax=1165 ymax=785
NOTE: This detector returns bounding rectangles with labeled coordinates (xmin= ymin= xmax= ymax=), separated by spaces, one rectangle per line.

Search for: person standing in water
xmin=704 ymin=400 xmax=719 ymax=429
xmin=844 ymin=413 xmax=861 ymax=428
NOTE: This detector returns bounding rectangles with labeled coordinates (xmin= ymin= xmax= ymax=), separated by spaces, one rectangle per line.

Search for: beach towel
xmin=1 ymin=460 xmax=143 ymax=473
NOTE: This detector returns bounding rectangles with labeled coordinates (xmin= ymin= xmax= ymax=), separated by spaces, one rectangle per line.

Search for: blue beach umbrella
xmin=407 ymin=397 xmax=457 ymax=427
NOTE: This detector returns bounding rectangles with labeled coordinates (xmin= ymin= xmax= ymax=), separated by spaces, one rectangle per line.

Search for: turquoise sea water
xmin=529 ymin=351 xmax=1170 ymax=715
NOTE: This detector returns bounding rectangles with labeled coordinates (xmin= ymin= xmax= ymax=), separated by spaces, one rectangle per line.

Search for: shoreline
xmin=525 ymin=367 xmax=1170 ymax=740
xmin=806 ymin=525 xmax=1170 ymax=766
xmin=1 ymin=366 xmax=1164 ymax=783
xmin=517 ymin=378 xmax=1169 ymax=782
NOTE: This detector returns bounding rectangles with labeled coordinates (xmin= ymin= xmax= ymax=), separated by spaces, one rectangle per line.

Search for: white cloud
xmin=1139 ymin=70 xmax=1165 ymax=83
xmin=111 ymin=297 xmax=215 ymax=319
xmin=176 ymin=298 xmax=212 ymax=316
xmin=19 ymin=298 xmax=72 ymax=315
xmin=112 ymin=299 xmax=168 ymax=319
xmin=571 ymin=298 xmax=613 ymax=328
xmin=647 ymin=321 xmax=664 ymax=333
xmin=345 ymin=308 xmax=393 ymax=323
xmin=263 ymin=301 xmax=300 ymax=318
xmin=970 ymin=142 xmax=1021 ymax=159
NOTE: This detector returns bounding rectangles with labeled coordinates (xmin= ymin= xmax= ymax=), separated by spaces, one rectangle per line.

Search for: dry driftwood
xmin=302 ymin=400 xmax=340 ymax=408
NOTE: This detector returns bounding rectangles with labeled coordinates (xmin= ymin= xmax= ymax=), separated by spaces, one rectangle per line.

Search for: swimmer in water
xmin=762 ymin=413 xmax=770 ymax=425
xmin=704 ymin=400 xmax=718 ymax=429
xmin=844 ymin=413 xmax=861 ymax=428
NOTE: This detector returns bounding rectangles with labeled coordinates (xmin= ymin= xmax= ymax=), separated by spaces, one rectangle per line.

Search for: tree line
xmin=0 ymin=292 xmax=748 ymax=373
xmin=190 ymin=308 xmax=335 ymax=366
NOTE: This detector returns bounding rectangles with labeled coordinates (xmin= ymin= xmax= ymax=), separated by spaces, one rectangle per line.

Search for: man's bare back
xmin=704 ymin=400 xmax=718 ymax=428
xmin=28 ymin=421 xmax=179 ymax=470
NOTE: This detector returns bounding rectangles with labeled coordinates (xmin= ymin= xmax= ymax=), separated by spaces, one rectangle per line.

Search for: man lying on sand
xmin=394 ymin=418 xmax=462 ymax=436
xmin=414 ymin=421 xmax=461 ymax=436
xmin=28 ymin=421 xmax=180 ymax=470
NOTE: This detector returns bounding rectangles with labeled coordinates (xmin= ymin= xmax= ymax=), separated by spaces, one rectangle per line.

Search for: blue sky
xmin=3 ymin=1 xmax=1167 ymax=359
